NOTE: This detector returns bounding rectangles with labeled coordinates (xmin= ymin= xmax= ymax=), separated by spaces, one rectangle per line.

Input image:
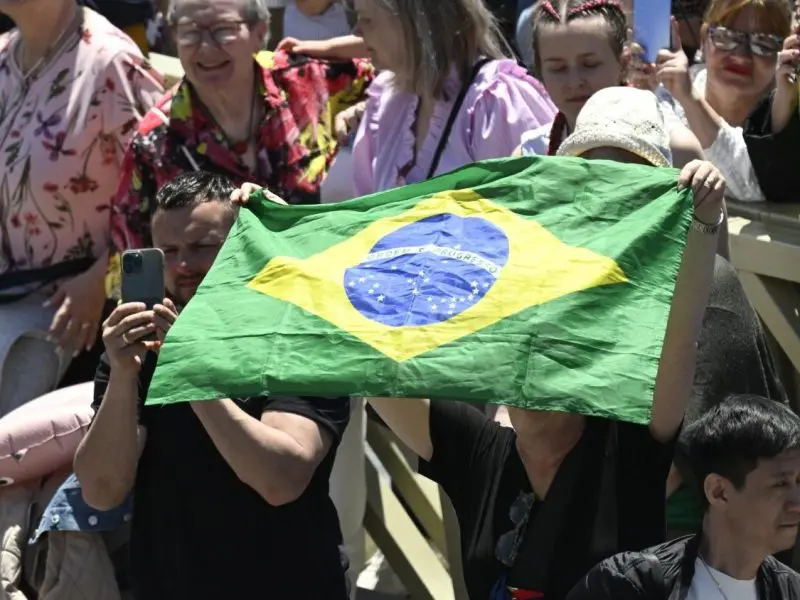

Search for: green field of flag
xmin=147 ymin=155 xmax=692 ymax=425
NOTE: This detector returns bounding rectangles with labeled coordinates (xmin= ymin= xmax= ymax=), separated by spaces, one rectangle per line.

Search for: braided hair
xmin=532 ymin=0 xmax=629 ymax=154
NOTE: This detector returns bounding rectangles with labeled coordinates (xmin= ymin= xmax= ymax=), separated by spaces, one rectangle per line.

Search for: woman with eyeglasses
xmin=110 ymin=0 xmax=373 ymax=258
xmin=655 ymin=0 xmax=794 ymax=202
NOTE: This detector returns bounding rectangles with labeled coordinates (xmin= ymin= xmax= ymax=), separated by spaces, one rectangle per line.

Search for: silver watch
xmin=691 ymin=211 xmax=724 ymax=235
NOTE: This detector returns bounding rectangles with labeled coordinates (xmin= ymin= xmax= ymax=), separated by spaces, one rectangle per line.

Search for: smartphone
xmin=121 ymin=249 xmax=165 ymax=310
xmin=633 ymin=0 xmax=672 ymax=64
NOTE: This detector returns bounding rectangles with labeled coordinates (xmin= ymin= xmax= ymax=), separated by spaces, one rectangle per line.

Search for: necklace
xmin=222 ymin=89 xmax=257 ymax=157
xmin=699 ymin=556 xmax=731 ymax=600
xmin=13 ymin=4 xmax=82 ymax=82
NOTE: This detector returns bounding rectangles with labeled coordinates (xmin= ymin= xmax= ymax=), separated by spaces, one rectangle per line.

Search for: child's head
xmin=532 ymin=0 xmax=629 ymax=127
xmin=556 ymin=86 xmax=672 ymax=167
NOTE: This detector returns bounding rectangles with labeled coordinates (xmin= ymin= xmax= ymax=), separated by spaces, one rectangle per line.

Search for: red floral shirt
xmin=110 ymin=50 xmax=374 ymax=253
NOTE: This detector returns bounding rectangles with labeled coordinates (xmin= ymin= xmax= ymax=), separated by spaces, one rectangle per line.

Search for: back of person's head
xmin=683 ymin=395 xmax=800 ymax=508
xmin=154 ymin=171 xmax=237 ymax=214
xmin=556 ymin=86 xmax=672 ymax=166
xmin=348 ymin=0 xmax=509 ymax=99
xmin=703 ymin=0 xmax=793 ymax=36
xmin=531 ymin=0 xmax=628 ymax=75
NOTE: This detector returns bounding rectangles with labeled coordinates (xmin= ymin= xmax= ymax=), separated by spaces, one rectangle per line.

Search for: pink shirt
xmin=352 ymin=59 xmax=557 ymax=196
xmin=0 ymin=9 xmax=164 ymax=276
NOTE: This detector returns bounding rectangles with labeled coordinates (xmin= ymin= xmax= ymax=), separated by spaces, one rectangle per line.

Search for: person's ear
xmin=704 ymin=474 xmax=733 ymax=509
xmin=252 ymin=21 xmax=269 ymax=51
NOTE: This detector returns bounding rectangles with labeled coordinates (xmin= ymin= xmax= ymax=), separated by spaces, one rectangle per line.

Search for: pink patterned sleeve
xmin=468 ymin=64 xmax=557 ymax=161
xmin=101 ymin=50 xmax=165 ymax=157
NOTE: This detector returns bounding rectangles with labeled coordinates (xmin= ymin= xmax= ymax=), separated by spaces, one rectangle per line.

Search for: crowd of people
xmin=1 ymin=0 xmax=800 ymax=598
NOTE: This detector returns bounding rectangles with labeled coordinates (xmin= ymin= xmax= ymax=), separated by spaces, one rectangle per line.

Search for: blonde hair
xmin=357 ymin=0 xmax=511 ymax=99
xmin=703 ymin=0 xmax=793 ymax=37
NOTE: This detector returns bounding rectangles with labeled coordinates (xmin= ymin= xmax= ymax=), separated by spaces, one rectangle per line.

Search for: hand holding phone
xmin=121 ymin=249 xmax=165 ymax=341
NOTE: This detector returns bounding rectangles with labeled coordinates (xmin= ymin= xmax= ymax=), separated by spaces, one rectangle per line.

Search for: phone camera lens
xmin=122 ymin=252 xmax=143 ymax=274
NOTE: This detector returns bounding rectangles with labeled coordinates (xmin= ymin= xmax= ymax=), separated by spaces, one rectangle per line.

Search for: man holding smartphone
xmin=74 ymin=171 xmax=352 ymax=599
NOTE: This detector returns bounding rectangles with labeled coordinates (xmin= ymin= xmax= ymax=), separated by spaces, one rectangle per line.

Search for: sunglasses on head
xmin=707 ymin=25 xmax=785 ymax=57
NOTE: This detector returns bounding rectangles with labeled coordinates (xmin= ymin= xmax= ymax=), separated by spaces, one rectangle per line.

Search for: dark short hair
xmin=683 ymin=395 xmax=800 ymax=506
xmin=154 ymin=171 xmax=237 ymax=213
xmin=531 ymin=0 xmax=628 ymax=75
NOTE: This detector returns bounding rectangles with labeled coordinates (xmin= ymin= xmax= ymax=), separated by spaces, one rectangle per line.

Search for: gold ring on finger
xmin=122 ymin=332 xmax=131 ymax=346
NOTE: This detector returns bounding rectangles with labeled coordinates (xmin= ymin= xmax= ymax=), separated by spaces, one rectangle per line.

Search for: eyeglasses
xmin=174 ymin=21 xmax=248 ymax=48
xmin=495 ymin=491 xmax=536 ymax=568
xmin=707 ymin=25 xmax=784 ymax=57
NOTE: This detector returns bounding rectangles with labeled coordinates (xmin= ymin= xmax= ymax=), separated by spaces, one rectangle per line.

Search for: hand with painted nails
xmin=678 ymin=160 xmax=726 ymax=226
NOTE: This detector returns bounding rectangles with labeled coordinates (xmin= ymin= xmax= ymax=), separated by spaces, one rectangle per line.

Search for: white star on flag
xmin=377 ymin=295 xmax=385 ymax=303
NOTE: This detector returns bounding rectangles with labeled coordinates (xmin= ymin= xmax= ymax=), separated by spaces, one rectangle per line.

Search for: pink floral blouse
xmin=352 ymin=59 xmax=557 ymax=196
xmin=0 ymin=8 xmax=164 ymax=278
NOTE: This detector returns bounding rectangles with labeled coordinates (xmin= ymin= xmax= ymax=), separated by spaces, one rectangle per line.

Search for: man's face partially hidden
xmin=151 ymin=200 xmax=236 ymax=306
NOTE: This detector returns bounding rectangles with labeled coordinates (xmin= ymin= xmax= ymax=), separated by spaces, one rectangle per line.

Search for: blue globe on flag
xmin=344 ymin=213 xmax=510 ymax=327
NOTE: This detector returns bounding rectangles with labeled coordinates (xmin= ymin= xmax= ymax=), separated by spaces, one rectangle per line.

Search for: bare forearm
xmin=191 ymin=400 xmax=314 ymax=506
xmin=366 ymin=397 xmax=433 ymax=461
xmin=680 ymin=92 xmax=725 ymax=149
xmin=650 ymin=227 xmax=718 ymax=441
xmin=74 ymin=373 xmax=142 ymax=510
xmin=321 ymin=35 xmax=369 ymax=59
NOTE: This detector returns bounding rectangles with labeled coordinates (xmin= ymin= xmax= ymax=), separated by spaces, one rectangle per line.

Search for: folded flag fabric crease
xmin=147 ymin=155 xmax=692 ymax=425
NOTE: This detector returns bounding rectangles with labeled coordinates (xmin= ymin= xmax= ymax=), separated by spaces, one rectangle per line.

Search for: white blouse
xmin=657 ymin=66 xmax=766 ymax=202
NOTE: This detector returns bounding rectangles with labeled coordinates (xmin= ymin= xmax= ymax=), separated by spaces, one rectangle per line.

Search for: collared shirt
xmin=109 ymin=51 xmax=373 ymax=255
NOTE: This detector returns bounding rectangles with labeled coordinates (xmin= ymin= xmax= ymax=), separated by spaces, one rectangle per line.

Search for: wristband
xmin=691 ymin=210 xmax=724 ymax=235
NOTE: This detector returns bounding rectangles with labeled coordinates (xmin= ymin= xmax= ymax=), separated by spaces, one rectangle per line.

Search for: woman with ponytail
xmin=518 ymin=0 xmax=704 ymax=167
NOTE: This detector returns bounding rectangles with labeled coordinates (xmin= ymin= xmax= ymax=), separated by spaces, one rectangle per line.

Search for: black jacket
xmin=743 ymin=91 xmax=800 ymax=204
xmin=566 ymin=535 xmax=800 ymax=600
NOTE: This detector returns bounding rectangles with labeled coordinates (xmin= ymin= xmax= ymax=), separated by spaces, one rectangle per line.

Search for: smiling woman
xmin=109 ymin=0 xmax=374 ymax=262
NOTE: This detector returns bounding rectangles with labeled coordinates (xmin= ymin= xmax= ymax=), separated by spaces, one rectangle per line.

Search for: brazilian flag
xmin=147 ymin=156 xmax=692 ymax=425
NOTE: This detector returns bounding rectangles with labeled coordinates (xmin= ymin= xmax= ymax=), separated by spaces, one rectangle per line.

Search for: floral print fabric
xmin=110 ymin=51 xmax=374 ymax=253
xmin=0 ymin=9 xmax=164 ymax=278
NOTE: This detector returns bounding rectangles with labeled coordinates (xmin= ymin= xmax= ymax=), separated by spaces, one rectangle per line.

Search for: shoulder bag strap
xmin=426 ymin=57 xmax=493 ymax=180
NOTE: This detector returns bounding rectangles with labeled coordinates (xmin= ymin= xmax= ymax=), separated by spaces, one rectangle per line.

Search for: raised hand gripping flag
xmin=147 ymin=156 xmax=692 ymax=425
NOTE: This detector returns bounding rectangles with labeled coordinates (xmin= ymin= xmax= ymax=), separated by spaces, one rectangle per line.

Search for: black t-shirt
xmin=93 ymin=352 xmax=351 ymax=600
xmin=419 ymin=401 xmax=674 ymax=599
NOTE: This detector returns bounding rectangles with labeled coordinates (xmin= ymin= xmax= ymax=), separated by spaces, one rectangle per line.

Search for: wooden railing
xmin=727 ymin=200 xmax=800 ymax=408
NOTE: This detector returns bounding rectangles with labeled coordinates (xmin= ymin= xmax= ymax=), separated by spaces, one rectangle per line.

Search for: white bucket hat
xmin=556 ymin=87 xmax=673 ymax=168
